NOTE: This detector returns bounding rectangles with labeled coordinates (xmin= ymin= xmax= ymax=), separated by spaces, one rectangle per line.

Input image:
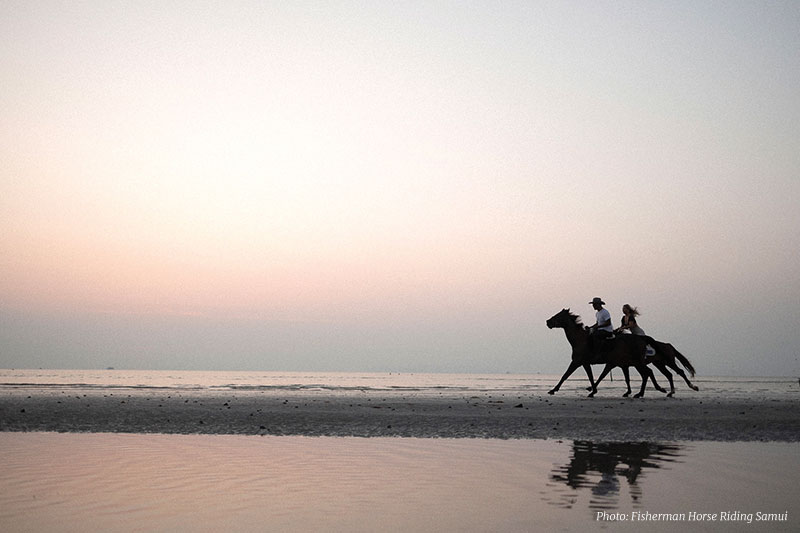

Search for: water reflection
xmin=545 ymin=441 xmax=685 ymax=510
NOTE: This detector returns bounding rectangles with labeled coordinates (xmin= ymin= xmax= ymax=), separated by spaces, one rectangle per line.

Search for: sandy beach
xmin=2 ymin=387 xmax=798 ymax=441
xmin=2 ymin=372 xmax=799 ymax=532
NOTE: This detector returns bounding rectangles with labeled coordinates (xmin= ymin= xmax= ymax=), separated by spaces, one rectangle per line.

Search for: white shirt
xmin=596 ymin=308 xmax=613 ymax=332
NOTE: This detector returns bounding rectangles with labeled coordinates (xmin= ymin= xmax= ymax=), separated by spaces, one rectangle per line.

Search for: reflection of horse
xmin=549 ymin=441 xmax=683 ymax=508
xmin=546 ymin=309 xmax=666 ymax=397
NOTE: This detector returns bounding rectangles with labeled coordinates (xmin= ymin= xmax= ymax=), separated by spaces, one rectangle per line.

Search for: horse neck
xmin=563 ymin=320 xmax=589 ymax=348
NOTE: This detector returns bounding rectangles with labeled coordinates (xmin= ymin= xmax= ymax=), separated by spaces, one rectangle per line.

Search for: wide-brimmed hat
xmin=589 ymin=297 xmax=605 ymax=305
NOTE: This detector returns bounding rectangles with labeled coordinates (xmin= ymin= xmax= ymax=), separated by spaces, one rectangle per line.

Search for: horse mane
xmin=563 ymin=308 xmax=584 ymax=326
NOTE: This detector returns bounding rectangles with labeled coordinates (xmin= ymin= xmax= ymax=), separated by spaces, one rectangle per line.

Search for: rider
xmin=588 ymin=297 xmax=614 ymax=351
xmin=617 ymin=304 xmax=645 ymax=335
xmin=617 ymin=303 xmax=654 ymax=361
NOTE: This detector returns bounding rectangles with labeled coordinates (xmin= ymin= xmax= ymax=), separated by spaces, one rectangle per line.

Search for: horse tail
xmin=671 ymin=346 xmax=696 ymax=377
xmin=648 ymin=338 xmax=697 ymax=377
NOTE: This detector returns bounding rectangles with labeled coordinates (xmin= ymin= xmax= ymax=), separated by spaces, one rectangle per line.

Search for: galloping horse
xmin=594 ymin=337 xmax=700 ymax=397
xmin=546 ymin=309 xmax=666 ymax=397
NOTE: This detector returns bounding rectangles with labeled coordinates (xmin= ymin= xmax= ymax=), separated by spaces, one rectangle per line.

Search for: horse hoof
xmin=692 ymin=386 xmax=700 ymax=391
xmin=585 ymin=386 xmax=593 ymax=392
xmin=667 ymin=392 xmax=674 ymax=397
xmin=587 ymin=391 xmax=596 ymax=398
xmin=657 ymin=388 xmax=667 ymax=394
xmin=548 ymin=389 xmax=556 ymax=395
xmin=634 ymin=393 xmax=643 ymax=398
xmin=622 ymin=392 xmax=631 ymax=398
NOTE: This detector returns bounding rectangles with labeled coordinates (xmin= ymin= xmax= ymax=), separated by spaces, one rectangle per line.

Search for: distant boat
xmin=106 ymin=367 xmax=115 ymax=370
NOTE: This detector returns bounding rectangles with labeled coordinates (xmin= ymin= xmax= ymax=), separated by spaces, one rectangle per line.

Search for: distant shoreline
xmin=1 ymin=368 xmax=797 ymax=379
xmin=2 ymin=388 xmax=798 ymax=441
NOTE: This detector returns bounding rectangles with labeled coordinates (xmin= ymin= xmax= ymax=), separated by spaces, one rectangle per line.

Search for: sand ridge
xmin=2 ymin=388 xmax=798 ymax=441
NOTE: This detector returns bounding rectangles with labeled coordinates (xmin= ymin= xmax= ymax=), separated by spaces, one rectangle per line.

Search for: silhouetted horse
xmin=597 ymin=338 xmax=700 ymax=397
xmin=546 ymin=309 xmax=666 ymax=397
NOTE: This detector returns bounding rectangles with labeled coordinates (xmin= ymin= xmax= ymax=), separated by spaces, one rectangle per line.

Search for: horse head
xmin=547 ymin=308 xmax=573 ymax=329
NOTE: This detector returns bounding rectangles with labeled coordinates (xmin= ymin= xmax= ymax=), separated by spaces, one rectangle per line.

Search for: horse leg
xmin=583 ymin=364 xmax=597 ymax=394
xmin=549 ymin=361 xmax=581 ymax=395
xmin=647 ymin=367 xmax=667 ymax=394
xmin=633 ymin=365 xmax=666 ymax=397
xmin=622 ymin=367 xmax=632 ymax=397
xmin=666 ymin=360 xmax=700 ymax=392
xmin=679 ymin=369 xmax=700 ymax=391
xmin=653 ymin=362 xmax=675 ymax=397
xmin=633 ymin=364 xmax=651 ymax=398
xmin=589 ymin=364 xmax=613 ymax=397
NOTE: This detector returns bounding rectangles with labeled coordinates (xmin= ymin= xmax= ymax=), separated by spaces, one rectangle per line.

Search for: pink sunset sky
xmin=2 ymin=1 xmax=798 ymax=376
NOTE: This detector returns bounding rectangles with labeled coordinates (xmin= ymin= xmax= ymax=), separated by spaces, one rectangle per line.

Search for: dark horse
xmin=546 ymin=309 xmax=666 ymax=397
xmin=595 ymin=337 xmax=700 ymax=397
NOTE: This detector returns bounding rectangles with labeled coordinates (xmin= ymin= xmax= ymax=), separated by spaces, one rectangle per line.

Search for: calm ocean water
xmin=1 ymin=368 xmax=797 ymax=399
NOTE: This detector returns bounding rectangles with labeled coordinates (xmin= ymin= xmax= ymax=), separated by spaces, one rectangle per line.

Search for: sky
xmin=2 ymin=1 xmax=799 ymax=377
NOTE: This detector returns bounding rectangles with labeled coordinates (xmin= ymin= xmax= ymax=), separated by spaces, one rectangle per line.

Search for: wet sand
xmin=2 ymin=388 xmax=798 ymax=441
xmin=1 ymin=433 xmax=797 ymax=532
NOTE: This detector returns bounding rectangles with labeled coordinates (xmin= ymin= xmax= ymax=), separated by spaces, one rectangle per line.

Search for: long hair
xmin=623 ymin=304 xmax=640 ymax=317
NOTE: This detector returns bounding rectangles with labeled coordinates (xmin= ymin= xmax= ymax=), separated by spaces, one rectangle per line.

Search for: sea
xmin=0 ymin=368 xmax=796 ymax=399
xmin=1 ymin=369 xmax=798 ymax=532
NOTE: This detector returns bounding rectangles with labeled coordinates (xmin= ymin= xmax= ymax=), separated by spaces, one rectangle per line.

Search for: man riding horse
xmin=587 ymin=297 xmax=616 ymax=356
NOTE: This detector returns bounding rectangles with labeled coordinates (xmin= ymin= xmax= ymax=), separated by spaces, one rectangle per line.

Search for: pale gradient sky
xmin=2 ymin=1 xmax=799 ymax=376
